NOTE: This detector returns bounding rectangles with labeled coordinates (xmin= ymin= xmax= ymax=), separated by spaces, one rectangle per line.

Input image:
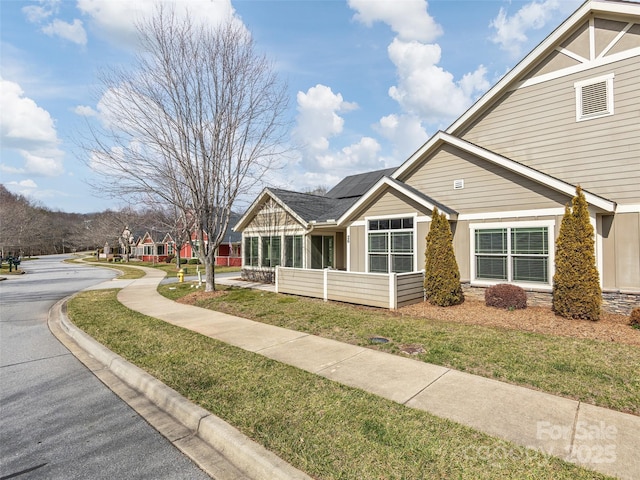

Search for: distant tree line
xmin=0 ymin=185 xmax=169 ymax=257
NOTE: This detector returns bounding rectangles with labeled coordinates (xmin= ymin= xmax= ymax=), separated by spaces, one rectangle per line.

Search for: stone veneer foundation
xmin=462 ymin=284 xmax=639 ymax=316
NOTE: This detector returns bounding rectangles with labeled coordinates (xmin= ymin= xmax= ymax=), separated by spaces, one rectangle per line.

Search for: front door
xmin=311 ymin=235 xmax=334 ymax=269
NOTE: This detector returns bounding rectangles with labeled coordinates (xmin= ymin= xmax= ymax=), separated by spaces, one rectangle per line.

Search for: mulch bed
xmin=399 ymin=300 xmax=640 ymax=347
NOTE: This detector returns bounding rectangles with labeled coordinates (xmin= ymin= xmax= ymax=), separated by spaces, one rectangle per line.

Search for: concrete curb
xmin=49 ymin=296 xmax=311 ymax=480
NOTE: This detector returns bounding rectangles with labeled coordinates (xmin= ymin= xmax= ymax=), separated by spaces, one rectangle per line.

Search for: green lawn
xmin=68 ymin=289 xmax=613 ymax=480
xmin=159 ymin=283 xmax=640 ymax=416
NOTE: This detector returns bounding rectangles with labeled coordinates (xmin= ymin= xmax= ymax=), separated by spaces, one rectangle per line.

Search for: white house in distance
xmin=235 ymin=0 xmax=640 ymax=313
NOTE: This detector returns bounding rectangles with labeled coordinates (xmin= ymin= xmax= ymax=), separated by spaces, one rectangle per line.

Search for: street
xmin=0 ymin=255 xmax=210 ymax=479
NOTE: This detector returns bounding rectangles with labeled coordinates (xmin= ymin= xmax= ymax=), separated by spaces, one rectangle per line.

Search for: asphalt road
xmin=0 ymin=255 xmax=210 ymax=480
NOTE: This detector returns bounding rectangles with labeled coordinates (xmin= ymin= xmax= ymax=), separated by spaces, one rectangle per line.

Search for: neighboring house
xmin=136 ymin=231 xmax=174 ymax=263
xmin=236 ymin=0 xmax=640 ymax=312
xmin=179 ymin=213 xmax=243 ymax=266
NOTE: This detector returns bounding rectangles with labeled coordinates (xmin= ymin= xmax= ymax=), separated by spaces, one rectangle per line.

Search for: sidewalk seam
xmin=402 ymin=368 xmax=452 ymax=406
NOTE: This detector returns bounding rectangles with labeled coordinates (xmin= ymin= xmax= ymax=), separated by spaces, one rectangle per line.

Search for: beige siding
xmin=396 ymin=272 xmax=425 ymax=307
xmin=416 ymin=221 xmax=429 ymax=272
xmin=245 ymin=200 xmax=302 ymax=233
xmin=402 ymin=144 xmax=570 ymax=213
xmin=459 ymin=54 xmax=640 ymax=203
xmin=603 ymin=212 xmax=640 ymax=292
xmin=349 ymin=225 xmax=365 ymax=272
xmin=326 ymin=271 xmax=390 ymax=308
xmin=277 ymin=268 xmax=324 ymax=297
xmin=355 ymin=188 xmax=431 ymax=221
xmin=452 ymin=220 xmax=471 ymax=282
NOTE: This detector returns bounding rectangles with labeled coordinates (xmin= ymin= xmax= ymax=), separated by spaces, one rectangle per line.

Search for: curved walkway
xmin=96 ymin=267 xmax=638 ymax=479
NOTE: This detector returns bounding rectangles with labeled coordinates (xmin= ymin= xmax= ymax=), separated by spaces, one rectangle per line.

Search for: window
xmin=284 ymin=235 xmax=303 ymax=268
xmin=167 ymin=243 xmax=174 ymax=255
xmin=261 ymin=236 xmax=281 ymax=267
xmin=143 ymin=245 xmax=153 ymax=256
xmin=244 ymin=237 xmax=259 ymax=267
xmin=157 ymin=245 xmax=165 ymax=256
xmin=311 ymin=236 xmax=333 ymax=269
xmin=575 ymin=74 xmax=614 ymax=122
xmin=367 ymin=217 xmax=414 ymax=273
xmin=473 ymin=224 xmax=550 ymax=285
xmin=191 ymin=240 xmax=200 ymax=258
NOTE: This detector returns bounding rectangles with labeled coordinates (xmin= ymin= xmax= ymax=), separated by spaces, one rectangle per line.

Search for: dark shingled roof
xmin=326 ymin=167 xmax=396 ymax=199
xmin=267 ymin=167 xmax=398 ymax=223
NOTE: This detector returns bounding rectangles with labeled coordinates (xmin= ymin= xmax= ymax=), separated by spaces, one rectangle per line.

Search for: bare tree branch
xmin=83 ymin=7 xmax=289 ymax=290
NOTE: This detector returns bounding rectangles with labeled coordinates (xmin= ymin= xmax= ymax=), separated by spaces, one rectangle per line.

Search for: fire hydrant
xmin=177 ymin=268 xmax=184 ymax=283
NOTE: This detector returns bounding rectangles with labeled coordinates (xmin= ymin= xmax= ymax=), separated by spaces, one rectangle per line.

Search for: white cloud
xmin=375 ymin=113 xmax=428 ymax=160
xmin=387 ymin=38 xmax=489 ymax=126
xmin=76 ymin=0 xmax=237 ymax=48
xmin=73 ymin=105 xmax=98 ymax=116
xmin=348 ymin=0 xmax=442 ymax=42
xmin=42 ymin=18 xmax=87 ymax=46
xmin=489 ymin=0 xmax=582 ymax=57
xmin=0 ymin=78 xmax=64 ymax=176
xmin=22 ymin=0 xmax=59 ymax=24
xmin=317 ymin=136 xmax=383 ymax=171
xmin=293 ymin=84 xmax=357 ymax=153
xmin=7 ymin=179 xmax=39 ymax=189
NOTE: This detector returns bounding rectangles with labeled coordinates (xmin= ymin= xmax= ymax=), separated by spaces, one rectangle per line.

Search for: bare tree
xmin=85 ymin=7 xmax=289 ymax=291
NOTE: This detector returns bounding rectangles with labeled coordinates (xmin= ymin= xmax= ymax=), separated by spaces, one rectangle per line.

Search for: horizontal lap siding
xmin=459 ymin=56 xmax=640 ymax=204
xmin=356 ymin=189 xmax=432 ymax=221
xmin=326 ymin=271 xmax=389 ymax=308
xmin=277 ymin=268 xmax=324 ymax=297
xmin=396 ymin=273 xmax=425 ymax=307
xmin=404 ymin=145 xmax=570 ymax=213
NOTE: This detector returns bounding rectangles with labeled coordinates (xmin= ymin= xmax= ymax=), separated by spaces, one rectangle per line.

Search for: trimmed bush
xmin=188 ymin=258 xmax=201 ymax=265
xmin=424 ymin=207 xmax=464 ymax=307
xmin=485 ymin=284 xmax=527 ymax=310
xmin=552 ymin=186 xmax=601 ymax=321
xmin=165 ymin=255 xmax=175 ymax=264
xmin=630 ymin=308 xmax=640 ymax=329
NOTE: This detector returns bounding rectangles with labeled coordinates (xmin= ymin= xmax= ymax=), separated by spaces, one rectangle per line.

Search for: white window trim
xmin=469 ymin=220 xmax=555 ymax=291
xmin=574 ymin=73 xmax=614 ymax=122
xmin=365 ymin=214 xmax=417 ymax=274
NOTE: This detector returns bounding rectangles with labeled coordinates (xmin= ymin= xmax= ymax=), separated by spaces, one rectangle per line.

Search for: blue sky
xmin=1 ymin=0 xmax=583 ymax=213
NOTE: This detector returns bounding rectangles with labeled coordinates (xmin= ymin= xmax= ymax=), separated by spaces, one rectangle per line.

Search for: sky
xmin=0 ymin=0 xmax=584 ymax=214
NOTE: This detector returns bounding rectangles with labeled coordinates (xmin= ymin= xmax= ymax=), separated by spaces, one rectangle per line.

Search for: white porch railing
xmin=275 ymin=267 xmax=425 ymax=310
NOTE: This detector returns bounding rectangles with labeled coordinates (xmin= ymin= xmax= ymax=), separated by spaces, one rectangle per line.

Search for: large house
xmin=235 ymin=0 xmax=640 ymax=313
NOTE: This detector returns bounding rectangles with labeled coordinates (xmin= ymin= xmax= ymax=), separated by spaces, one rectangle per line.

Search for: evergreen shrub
xmin=424 ymin=207 xmax=464 ymax=306
xmin=485 ymin=284 xmax=527 ymax=310
xmin=630 ymin=308 xmax=640 ymax=329
xmin=552 ymin=186 xmax=601 ymax=321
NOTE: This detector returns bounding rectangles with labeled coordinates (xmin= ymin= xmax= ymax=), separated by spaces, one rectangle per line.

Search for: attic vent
xmin=575 ymin=74 xmax=614 ymax=122
xmin=453 ymin=179 xmax=464 ymax=190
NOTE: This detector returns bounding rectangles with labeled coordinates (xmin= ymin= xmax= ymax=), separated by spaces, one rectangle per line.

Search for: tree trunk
xmin=205 ymin=257 xmax=215 ymax=292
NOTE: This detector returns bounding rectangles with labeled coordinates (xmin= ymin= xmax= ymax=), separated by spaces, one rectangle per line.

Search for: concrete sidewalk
xmin=101 ymin=267 xmax=637 ymax=480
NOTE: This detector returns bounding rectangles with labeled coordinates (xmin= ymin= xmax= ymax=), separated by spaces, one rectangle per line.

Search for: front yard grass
xmin=159 ymin=283 xmax=640 ymax=416
xmin=68 ymin=289 xmax=612 ymax=480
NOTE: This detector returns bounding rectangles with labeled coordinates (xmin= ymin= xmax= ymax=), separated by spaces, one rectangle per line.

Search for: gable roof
xmin=392 ymin=131 xmax=616 ymax=212
xmin=338 ymin=175 xmax=459 ymax=224
xmin=447 ymin=0 xmax=640 ymax=135
xmin=235 ymin=167 xmax=399 ymax=230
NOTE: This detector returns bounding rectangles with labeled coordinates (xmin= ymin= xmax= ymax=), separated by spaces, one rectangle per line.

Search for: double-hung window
xmin=472 ymin=222 xmax=551 ymax=285
xmin=367 ymin=217 xmax=414 ymax=273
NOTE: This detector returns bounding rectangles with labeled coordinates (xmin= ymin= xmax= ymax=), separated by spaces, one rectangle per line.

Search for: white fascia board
xmin=445 ymin=0 xmax=633 ymax=135
xmin=233 ymin=188 xmax=270 ymax=231
xmin=337 ymin=175 xmax=455 ymax=225
xmin=443 ymin=134 xmax=616 ymax=212
xmin=234 ymin=188 xmax=308 ymax=232
xmin=391 ymin=131 xmax=447 ymax=181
